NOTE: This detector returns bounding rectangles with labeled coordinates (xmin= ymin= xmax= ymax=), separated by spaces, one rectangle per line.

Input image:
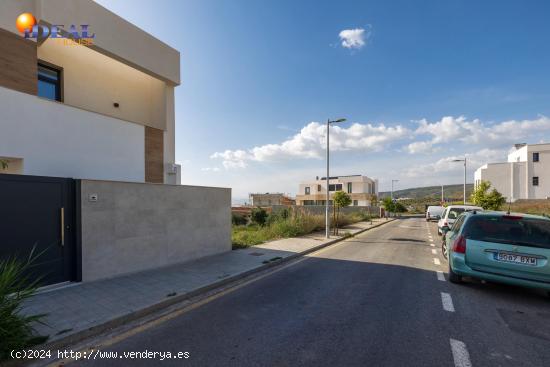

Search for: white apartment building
xmin=296 ymin=175 xmax=379 ymax=206
xmin=474 ymin=143 xmax=550 ymax=201
xmin=0 ymin=0 xmax=180 ymax=184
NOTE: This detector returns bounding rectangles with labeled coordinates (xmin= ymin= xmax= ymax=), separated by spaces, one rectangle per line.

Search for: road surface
xmin=75 ymin=217 xmax=550 ymax=367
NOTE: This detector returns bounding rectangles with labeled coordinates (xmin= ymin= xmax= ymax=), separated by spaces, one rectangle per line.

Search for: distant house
xmin=475 ymin=143 xmax=550 ymax=201
xmin=249 ymin=193 xmax=295 ymax=206
xmin=296 ymin=175 xmax=379 ymax=206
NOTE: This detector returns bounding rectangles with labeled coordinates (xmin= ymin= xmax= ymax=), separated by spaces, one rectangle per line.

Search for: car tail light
xmin=452 ymin=235 xmax=466 ymax=254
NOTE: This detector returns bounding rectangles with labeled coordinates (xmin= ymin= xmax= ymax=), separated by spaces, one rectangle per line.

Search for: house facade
xmin=296 ymin=175 xmax=379 ymax=206
xmin=474 ymin=143 xmax=550 ymax=201
xmin=249 ymin=193 xmax=295 ymax=206
xmin=0 ymin=0 xmax=180 ymax=184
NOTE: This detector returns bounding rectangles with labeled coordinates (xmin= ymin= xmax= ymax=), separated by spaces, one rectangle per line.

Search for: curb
xmin=34 ymin=218 xmax=397 ymax=354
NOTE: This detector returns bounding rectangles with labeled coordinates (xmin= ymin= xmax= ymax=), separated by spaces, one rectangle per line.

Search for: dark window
xmin=463 ymin=215 xmax=550 ymax=249
xmin=317 ymin=185 xmax=321 ymax=192
xmin=533 ymin=177 xmax=539 ymax=186
xmin=37 ymin=63 xmax=62 ymax=101
xmin=447 ymin=208 xmax=465 ymax=220
xmin=305 ymin=187 xmax=310 ymax=195
xmin=533 ymin=152 xmax=539 ymax=162
xmin=329 ymin=184 xmax=342 ymax=191
xmin=451 ymin=214 xmax=466 ymax=232
xmin=347 ymin=182 xmax=352 ymax=193
xmin=353 ymin=200 xmax=358 ymax=206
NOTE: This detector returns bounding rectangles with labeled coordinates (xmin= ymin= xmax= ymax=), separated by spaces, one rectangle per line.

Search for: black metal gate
xmin=0 ymin=174 xmax=76 ymax=286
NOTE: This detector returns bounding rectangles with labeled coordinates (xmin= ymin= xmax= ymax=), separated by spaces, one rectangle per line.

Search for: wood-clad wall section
xmin=145 ymin=126 xmax=164 ymax=183
xmin=0 ymin=28 xmax=37 ymax=95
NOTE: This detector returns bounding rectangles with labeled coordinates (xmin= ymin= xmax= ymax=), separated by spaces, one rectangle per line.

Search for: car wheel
xmin=448 ymin=262 xmax=462 ymax=284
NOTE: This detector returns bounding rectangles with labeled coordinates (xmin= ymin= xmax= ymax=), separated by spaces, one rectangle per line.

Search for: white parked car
xmin=437 ymin=205 xmax=483 ymax=235
xmin=426 ymin=206 xmax=444 ymax=222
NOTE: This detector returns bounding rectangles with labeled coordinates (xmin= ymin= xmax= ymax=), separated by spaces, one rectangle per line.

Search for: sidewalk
xmin=22 ymin=218 xmax=394 ymax=348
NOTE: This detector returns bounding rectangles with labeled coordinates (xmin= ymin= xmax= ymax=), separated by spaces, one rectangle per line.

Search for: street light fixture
xmin=452 ymin=157 xmax=467 ymax=204
xmin=325 ymin=118 xmax=347 ymax=238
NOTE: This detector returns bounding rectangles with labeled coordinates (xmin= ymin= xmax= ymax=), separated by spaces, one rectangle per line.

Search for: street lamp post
xmin=452 ymin=157 xmax=467 ymax=204
xmin=325 ymin=118 xmax=346 ymax=238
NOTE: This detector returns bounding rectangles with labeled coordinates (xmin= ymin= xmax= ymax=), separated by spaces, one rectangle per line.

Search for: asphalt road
xmin=76 ymin=218 xmax=550 ymax=367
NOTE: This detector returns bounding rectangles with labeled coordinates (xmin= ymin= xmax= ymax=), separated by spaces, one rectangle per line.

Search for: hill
xmin=379 ymin=184 xmax=474 ymax=201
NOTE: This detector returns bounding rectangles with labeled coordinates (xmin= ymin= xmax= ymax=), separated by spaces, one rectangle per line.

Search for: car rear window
xmin=463 ymin=216 xmax=550 ymax=249
xmin=447 ymin=208 xmax=465 ymax=219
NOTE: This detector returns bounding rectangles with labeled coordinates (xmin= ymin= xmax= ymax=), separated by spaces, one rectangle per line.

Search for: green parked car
xmin=442 ymin=211 xmax=550 ymax=292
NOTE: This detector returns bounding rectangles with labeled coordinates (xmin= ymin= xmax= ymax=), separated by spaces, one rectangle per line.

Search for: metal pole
xmin=391 ymin=180 xmax=394 ymax=201
xmin=441 ymin=184 xmax=444 ymax=204
xmin=463 ymin=158 xmax=467 ymax=204
xmin=325 ymin=119 xmax=330 ymax=238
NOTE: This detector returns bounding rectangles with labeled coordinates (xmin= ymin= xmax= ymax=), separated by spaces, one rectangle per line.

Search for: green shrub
xmin=1 ymin=248 xmax=48 ymax=360
xmin=231 ymin=213 xmax=248 ymax=226
xmin=250 ymin=207 xmax=268 ymax=226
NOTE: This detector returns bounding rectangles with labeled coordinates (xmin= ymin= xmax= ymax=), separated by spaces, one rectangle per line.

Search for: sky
xmin=96 ymin=0 xmax=550 ymax=202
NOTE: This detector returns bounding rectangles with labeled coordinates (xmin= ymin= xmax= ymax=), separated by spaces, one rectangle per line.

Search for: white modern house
xmin=296 ymin=175 xmax=379 ymax=206
xmin=0 ymin=0 xmax=180 ymax=184
xmin=475 ymin=143 xmax=550 ymax=201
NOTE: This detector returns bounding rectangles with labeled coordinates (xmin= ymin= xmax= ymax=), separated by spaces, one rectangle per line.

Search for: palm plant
xmin=0 ymin=247 xmax=48 ymax=360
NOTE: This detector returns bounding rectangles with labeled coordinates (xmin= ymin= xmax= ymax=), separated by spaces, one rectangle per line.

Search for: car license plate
xmin=494 ymin=252 xmax=537 ymax=266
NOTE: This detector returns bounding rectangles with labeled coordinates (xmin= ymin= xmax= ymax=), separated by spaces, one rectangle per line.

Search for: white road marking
xmin=436 ymin=271 xmax=445 ymax=281
xmin=430 ymin=243 xmax=435 ymax=247
xmin=441 ymin=292 xmax=455 ymax=312
xmin=433 ymin=258 xmax=441 ymax=265
xmin=450 ymin=339 xmax=472 ymax=367
xmin=431 ymin=249 xmax=437 ymax=254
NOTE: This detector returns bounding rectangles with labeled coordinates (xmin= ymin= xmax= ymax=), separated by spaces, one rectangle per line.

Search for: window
xmin=533 ymin=152 xmax=540 ymax=162
xmin=329 ymin=184 xmax=342 ymax=191
xmin=317 ymin=185 xmax=321 ymax=192
xmin=37 ymin=62 xmax=62 ymax=102
xmin=347 ymin=182 xmax=352 ymax=193
xmin=463 ymin=215 xmax=550 ymax=249
xmin=305 ymin=187 xmax=310 ymax=194
xmin=533 ymin=177 xmax=539 ymax=186
xmin=353 ymin=200 xmax=358 ymax=206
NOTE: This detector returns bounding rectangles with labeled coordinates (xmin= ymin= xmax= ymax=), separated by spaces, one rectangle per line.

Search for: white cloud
xmin=201 ymin=167 xmax=221 ymax=172
xmin=339 ymin=28 xmax=366 ymax=49
xmin=404 ymin=148 xmax=507 ymax=178
xmin=409 ymin=115 xmax=550 ymax=154
xmin=211 ymin=121 xmax=410 ymax=169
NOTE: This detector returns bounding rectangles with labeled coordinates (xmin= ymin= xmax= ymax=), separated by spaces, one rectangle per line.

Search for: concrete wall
xmin=79 ymin=180 xmax=231 ymax=282
xmin=0 ymin=85 xmax=145 ymax=181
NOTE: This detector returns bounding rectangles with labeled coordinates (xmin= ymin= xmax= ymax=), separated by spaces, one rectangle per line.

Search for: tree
xmin=0 ymin=160 xmax=7 ymax=170
xmin=470 ymin=180 xmax=506 ymax=210
xmin=370 ymin=194 xmax=379 ymax=207
xmin=393 ymin=201 xmax=407 ymax=214
xmin=332 ymin=191 xmax=352 ymax=235
xmin=250 ymin=207 xmax=268 ymax=226
xmin=382 ymin=197 xmax=395 ymax=216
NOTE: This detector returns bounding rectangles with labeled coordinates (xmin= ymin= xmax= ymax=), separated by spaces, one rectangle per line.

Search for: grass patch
xmin=232 ymin=208 xmax=373 ymax=249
